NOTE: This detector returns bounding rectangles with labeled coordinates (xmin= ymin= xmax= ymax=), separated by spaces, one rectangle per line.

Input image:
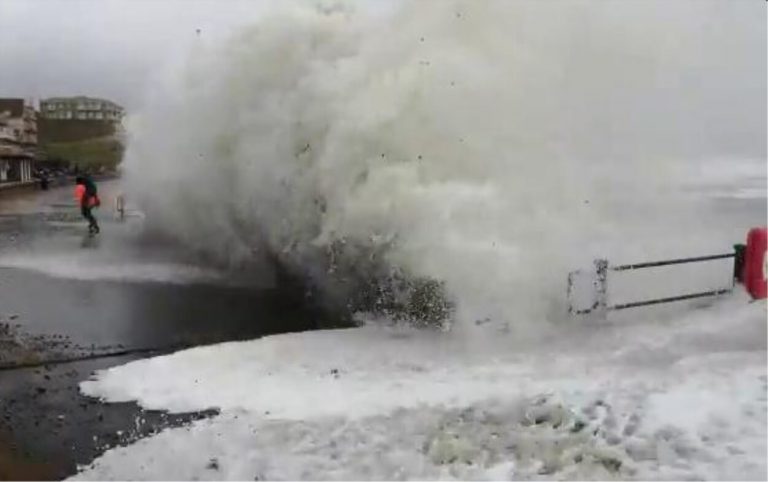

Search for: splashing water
xmin=122 ymin=1 xmax=765 ymax=331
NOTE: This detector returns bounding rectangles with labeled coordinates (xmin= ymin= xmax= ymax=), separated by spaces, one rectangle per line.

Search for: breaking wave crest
xmin=122 ymin=1 xmax=764 ymax=330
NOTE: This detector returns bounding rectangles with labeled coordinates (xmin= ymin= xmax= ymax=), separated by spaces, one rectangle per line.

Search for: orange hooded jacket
xmin=74 ymin=185 xmax=100 ymax=207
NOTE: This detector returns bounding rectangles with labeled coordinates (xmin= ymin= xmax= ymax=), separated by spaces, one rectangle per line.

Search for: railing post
xmin=567 ymin=271 xmax=575 ymax=315
xmin=115 ymin=194 xmax=125 ymax=221
xmin=733 ymin=243 xmax=746 ymax=285
xmin=594 ymin=258 xmax=608 ymax=319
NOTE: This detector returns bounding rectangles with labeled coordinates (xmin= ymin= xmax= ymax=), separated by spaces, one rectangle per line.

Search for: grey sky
xmin=0 ymin=0 xmax=765 ymax=158
xmin=0 ymin=0 xmax=273 ymax=108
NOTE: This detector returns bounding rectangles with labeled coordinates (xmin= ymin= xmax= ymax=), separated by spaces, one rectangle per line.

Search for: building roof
xmin=42 ymin=96 xmax=124 ymax=110
xmin=0 ymin=99 xmax=25 ymax=118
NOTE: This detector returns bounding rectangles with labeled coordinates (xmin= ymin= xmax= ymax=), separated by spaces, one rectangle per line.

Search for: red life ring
xmin=743 ymin=227 xmax=767 ymax=300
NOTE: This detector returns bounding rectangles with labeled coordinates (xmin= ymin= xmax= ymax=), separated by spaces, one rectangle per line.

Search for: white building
xmin=40 ymin=96 xmax=124 ymax=122
xmin=0 ymin=99 xmax=37 ymax=186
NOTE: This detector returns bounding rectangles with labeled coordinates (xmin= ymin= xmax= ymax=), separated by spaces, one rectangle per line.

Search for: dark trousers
xmin=81 ymin=204 xmax=99 ymax=232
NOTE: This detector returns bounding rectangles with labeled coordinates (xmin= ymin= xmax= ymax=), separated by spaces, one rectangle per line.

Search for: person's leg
xmin=91 ymin=210 xmax=100 ymax=233
xmin=81 ymin=205 xmax=97 ymax=233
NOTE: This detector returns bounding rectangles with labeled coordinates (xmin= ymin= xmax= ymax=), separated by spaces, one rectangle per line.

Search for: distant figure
xmin=36 ymin=170 xmax=49 ymax=190
xmin=75 ymin=175 xmax=101 ymax=235
xmin=40 ymin=174 xmax=49 ymax=190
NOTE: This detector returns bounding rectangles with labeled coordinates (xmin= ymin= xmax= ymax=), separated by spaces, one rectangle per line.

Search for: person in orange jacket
xmin=75 ymin=175 xmax=100 ymax=234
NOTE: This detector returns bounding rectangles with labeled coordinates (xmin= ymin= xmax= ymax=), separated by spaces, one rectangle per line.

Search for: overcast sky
xmin=0 ymin=0 xmax=765 ymax=161
xmin=0 ymin=0 xmax=276 ymax=108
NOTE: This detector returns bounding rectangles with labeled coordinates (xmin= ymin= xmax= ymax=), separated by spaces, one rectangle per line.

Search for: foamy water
xmin=120 ymin=1 xmax=766 ymax=331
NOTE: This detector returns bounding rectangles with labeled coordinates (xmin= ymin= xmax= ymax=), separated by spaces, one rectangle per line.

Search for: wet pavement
xmin=0 ymin=182 xmax=333 ymax=479
xmin=1 ymin=175 xmax=764 ymax=480
xmin=0 ymin=356 xmax=218 ymax=480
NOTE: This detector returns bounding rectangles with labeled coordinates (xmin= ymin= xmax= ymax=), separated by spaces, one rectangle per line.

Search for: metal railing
xmin=568 ymin=248 xmax=741 ymax=317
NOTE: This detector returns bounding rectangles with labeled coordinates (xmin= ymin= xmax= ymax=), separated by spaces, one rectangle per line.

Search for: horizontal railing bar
xmin=611 ymin=253 xmax=734 ymax=271
xmin=574 ymin=308 xmax=595 ymax=315
xmin=610 ymin=288 xmax=732 ymax=310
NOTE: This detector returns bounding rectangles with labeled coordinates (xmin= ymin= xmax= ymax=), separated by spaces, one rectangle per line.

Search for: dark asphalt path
xmin=0 ymin=182 xmax=333 ymax=479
